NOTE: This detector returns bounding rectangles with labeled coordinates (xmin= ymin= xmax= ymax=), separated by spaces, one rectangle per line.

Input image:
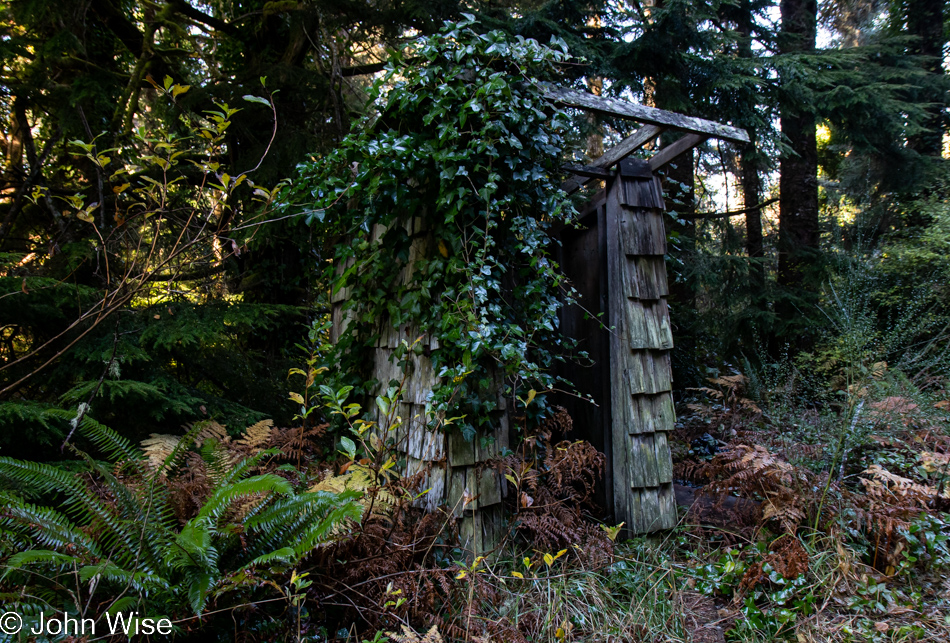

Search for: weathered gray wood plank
xmin=622 ymin=256 xmax=669 ymax=299
xmin=563 ymin=164 xmax=612 ymax=179
xmin=605 ymin=173 xmax=632 ymax=526
xmin=628 ymin=433 xmax=659 ymax=488
xmin=639 ymin=487 xmax=661 ymax=530
xmin=654 ymin=432 xmax=674 ymax=484
xmin=597 ymin=125 xmax=666 ymax=167
xmin=619 ymin=209 xmax=666 ymax=255
xmin=657 ymin=483 xmax=677 ymax=530
xmin=477 ymin=466 xmax=503 ymax=507
xmin=624 ymin=299 xmax=673 ymax=350
xmin=648 ymin=134 xmax=709 ymax=171
xmin=628 ymin=392 xmax=676 ymax=434
xmin=625 ymin=352 xmax=672 ymax=395
xmin=619 ymin=175 xmax=665 ymax=209
xmin=562 ymin=125 xmax=666 ymax=194
xmin=545 ymin=86 xmax=750 ymax=144
xmin=627 ymin=489 xmax=643 ymax=533
xmin=447 ymin=430 xmax=477 ymax=467
xmin=447 ymin=467 xmax=468 ymax=517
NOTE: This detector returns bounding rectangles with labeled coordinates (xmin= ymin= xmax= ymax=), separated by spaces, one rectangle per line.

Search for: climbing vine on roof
xmin=287 ymin=16 xmax=579 ymax=437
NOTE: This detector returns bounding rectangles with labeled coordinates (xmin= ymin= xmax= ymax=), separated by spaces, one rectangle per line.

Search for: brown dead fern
xmin=234 ymin=419 xmax=275 ymax=453
xmin=140 ymin=433 xmax=181 ymax=472
xmin=501 ymin=418 xmax=612 ymax=565
xmin=696 ymin=444 xmax=813 ymax=534
xmin=737 ymin=534 xmax=810 ymax=600
xmin=387 ymin=625 xmax=444 ymax=643
xmin=194 ymin=419 xmax=229 ymax=446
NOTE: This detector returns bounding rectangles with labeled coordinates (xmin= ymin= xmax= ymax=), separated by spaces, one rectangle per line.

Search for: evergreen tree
xmin=0 ymin=0 xmax=470 ymax=457
xmin=777 ymin=0 xmax=821 ymax=343
xmin=901 ymin=0 xmax=946 ymax=158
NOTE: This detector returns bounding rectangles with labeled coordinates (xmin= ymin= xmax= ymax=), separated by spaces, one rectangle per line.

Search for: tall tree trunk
xmin=586 ymin=76 xmax=604 ymax=159
xmin=777 ymin=0 xmax=819 ymax=335
xmin=647 ymin=0 xmax=699 ymax=381
xmin=905 ymin=0 xmax=946 ymax=157
xmin=740 ymin=142 xmax=764 ymax=282
xmin=736 ymin=1 xmax=764 ymax=288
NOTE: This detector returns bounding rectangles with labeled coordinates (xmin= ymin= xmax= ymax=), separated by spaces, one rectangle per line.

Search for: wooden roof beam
xmin=648 ymin=133 xmax=708 ymax=171
xmin=545 ymin=86 xmax=750 ymax=145
xmin=562 ymin=124 xmax=665 ymax=194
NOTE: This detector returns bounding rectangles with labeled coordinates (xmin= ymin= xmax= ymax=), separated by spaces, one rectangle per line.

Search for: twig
xmin=680 ymin=197 xmax=778 ymax=220
xmin=60 ymin=321 xmax=121 ymax=451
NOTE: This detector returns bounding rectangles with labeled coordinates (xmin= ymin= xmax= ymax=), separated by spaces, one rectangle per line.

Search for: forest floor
xmin=4 ymin=370 xmax=948 ymax=642
xmin=380 ymin=374 xmax=950 ymax=643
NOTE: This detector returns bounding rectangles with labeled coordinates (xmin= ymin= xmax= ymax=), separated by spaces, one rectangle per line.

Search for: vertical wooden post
xmin=605 ymin=158 xmax=677 ymax=533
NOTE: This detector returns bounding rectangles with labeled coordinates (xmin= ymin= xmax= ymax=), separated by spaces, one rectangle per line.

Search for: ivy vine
xmin=287 ymin=17 xmax=580 ymax=439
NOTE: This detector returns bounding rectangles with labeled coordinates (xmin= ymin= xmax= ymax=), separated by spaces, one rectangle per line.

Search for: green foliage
xmin=682 ymin=542 xmax=814 ymax=640
xmin=0 ymin=415 xmax=361 ymax=635
xmin=287 ymin=17 xmax=579 ymax=435
xmin=0 ymin=80 xmax=303 ymax=456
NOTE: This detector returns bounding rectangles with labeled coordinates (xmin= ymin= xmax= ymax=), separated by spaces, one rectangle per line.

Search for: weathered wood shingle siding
xmin=607 ymin=159 xmax=677 ymax=534
xmin=332 ymin=215 xmax=508 ymax=553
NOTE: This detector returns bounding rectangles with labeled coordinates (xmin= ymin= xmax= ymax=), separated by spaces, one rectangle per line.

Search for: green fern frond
xmin=198 ymin=439 xmax=234 ymax=483
xmin=104 ymin=596 xmax=140 ymax=616
xmin=0 ymin=457 xmax=86 ymax=497
xmin=167 ymin=521 xmax=217 ymax=572
xmin=196 ymin=475 xmax=292 ymax=527
xmin=71 ymin=413 xmax=142 ymax=465
xmin=243 ymin=491 xmax=360 ymax=559
xmin=5 ymin=549 xmax=80 ymax=572
xmin=0 ymin=458 xmax=155 ymax=573
xmin=0 ymin=496 xmax=101 ymax=557
xmin=243 ymin=547 xmax=295 ymax=569
xmin=186 ymin=571 xmax=215 ymax=615
xmin=291 ymin=492 xmax=362 ymax=555
xmin=55 ymin=449 xmax=171 ymax=572
xmin=78 ymin=561 xmax=171 ymax=592
xmin=215 ymin=449 xmax=278 ymax=488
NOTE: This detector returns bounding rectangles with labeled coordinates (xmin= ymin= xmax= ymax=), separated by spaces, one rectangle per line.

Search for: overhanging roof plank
xmin=594 ymin=124 xmax=666 ymax=169
xmin=545 ymin=86 xmax=750 ymax=145
xmin=561 ymin=124 xmax=665 ymax=194
xmin=648 ymin=134 xmax=708 ymax=172
xmin=563 ymin=164 xmax=612 ymax=179
xmin=561 ymin=175 xmax=590 ymax=196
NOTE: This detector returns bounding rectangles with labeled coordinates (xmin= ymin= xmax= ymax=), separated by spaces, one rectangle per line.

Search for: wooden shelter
xmin=551 ymin=87 xmax=748 ymax=534
xmin=331 ymin=87 xmax=749 ymax=550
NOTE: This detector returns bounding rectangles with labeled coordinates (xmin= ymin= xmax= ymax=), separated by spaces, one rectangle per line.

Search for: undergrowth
xmin=667 ymin=357 xmax=950 ymax=643
xmin=3 ymin=349 xmax=950 ymax=643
